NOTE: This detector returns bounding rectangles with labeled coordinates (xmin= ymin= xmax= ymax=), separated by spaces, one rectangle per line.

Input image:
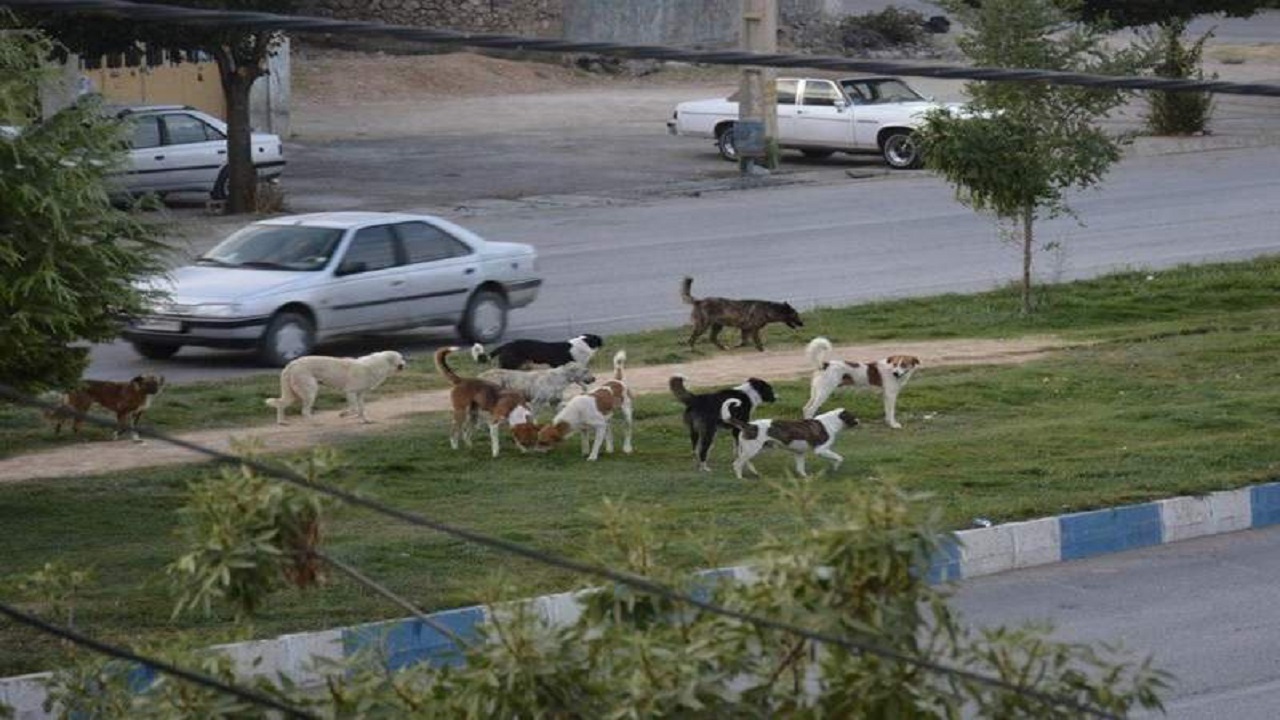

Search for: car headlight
xmin=187 ymin=303 xmax=243 ymax=318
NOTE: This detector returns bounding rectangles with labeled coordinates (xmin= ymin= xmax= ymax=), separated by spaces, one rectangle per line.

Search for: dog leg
xmin=580 ymin=430 xmax=590 ymax=457
xmin=604 ymin=422 xmax=615 ymax=455
xmin=710 ymin=324 xmax=728 ymax=350
xmin=751 ymin=327 xmax=765 ymax=352
xmin=112 ymin=410 xmax=130 ymax=441
xmin=695 ymin=425 xmax=716 ymax=472
xmin=587 ymin=425 xmax=608 ymax=461
xmin=489 ymin=422 xmax=501 ymax=458
xmin=815 ymin=446 xmax=843 ymax=471
xmin=621 ymin=402 xmax=634 ymax=455
xmin=687 ymin=321 xmax=708 ymax=350
xmin=793 ymin=452 xmax=809 ymax=478
xmin=883 ymin=387 xmax=902 ymax=429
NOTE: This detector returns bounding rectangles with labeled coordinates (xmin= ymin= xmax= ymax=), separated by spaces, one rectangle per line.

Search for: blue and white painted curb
xmin=2 ymin=483 xmax=1275 ymax=719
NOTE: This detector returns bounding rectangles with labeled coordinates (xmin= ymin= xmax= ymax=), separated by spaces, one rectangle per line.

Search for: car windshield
xmin=840 ymin=79 xmax=925 ymax=104
xmin=200 ymin=225 xmax=343 ymax=271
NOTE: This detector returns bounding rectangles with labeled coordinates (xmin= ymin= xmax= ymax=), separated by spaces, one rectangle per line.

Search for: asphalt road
xmin=953 ymin=526 xmax=1280 ymax=719
xmin=87 ymin=144 xmax=1280 ymax=383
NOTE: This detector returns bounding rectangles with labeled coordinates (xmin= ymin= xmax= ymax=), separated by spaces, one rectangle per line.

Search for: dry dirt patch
xmin=0 ymin=336 xmax=1067 ymax=484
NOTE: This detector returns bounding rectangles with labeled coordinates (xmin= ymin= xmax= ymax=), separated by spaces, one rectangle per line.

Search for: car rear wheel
xmin=458 ymin=289 xmax=508 ymax=344
xmin=716 ymin=124 xmax=739 ymax=162
xmin=881 ymin=131 xmax=923 ymax=169
xmin=258 ymin=311 xmax=315 ymax=367
xmin=130 ymin=341 xmax=181 ymax=360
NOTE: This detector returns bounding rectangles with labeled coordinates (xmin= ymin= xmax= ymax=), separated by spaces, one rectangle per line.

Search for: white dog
xmin=478 ymin=362 xmax=595 ymax=415
xmin=802 ymin=337 xmax=920 ymax=428
xmin=265 ymin=350 xmax=407 ymax=424
xmin=535 ymin=351 xmax=633 ymax=461
xmin=721 ymin=399 xmax=859 ymax=480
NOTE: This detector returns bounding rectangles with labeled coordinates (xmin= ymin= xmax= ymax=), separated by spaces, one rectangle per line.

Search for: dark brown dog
xmin=681 ymin=277 xmax=804 ymax=351
xmin=435 ymin=347 xmax=539 ymax=457
xmin=46 ymin=375 xmax=166 ymax=442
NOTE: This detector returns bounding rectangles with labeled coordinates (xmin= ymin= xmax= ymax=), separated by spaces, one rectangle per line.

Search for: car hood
xmin=148 ymin=265 xmax=314 ymax=304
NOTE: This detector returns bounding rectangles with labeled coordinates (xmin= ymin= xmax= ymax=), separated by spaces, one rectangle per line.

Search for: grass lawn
xmin=2 ymin=257 xmax=1280 ymax=675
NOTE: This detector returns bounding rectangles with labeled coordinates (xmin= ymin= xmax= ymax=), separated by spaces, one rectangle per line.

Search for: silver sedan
xmin=123 ymin=211 xmax=542 ymax=366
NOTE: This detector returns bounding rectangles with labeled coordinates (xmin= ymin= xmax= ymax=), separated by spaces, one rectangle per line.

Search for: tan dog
xmin=802 ymin=337 xmax=920 ymax=428
xmin=45 ymin=375 xmax=167 ymax=442
xmin=536 ymin=350 xmax=634 ymax=460
xmin=265 ymin=350 xmax=406 ymax=424
xmin=435 ymin=347 xmax=540 ymax=457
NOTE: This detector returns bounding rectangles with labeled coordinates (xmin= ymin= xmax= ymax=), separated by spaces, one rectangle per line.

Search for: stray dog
xmin=681 ymin=277 xmax=804 ymax=351
xmin=265 ymin=350 xmax=406 ymax=424
xmin=435 ymin=347 xmax=540 ymax=457
xmin=669 ymin=374 xmax=776 ymax=472
xmin=721 ymin=399 xmax=859 ymax=479
xmin=802 ymin=337 xmax=920 ymax=428
xmin=536 ymin=350 xmax=633 ymax=460
xmin=45 ymin=375 xmax=167 ymax=442
xmin=472 ymin=334 xmax=605 ymax=370
xmin=479 ymin=362 xmax=595 ymax=415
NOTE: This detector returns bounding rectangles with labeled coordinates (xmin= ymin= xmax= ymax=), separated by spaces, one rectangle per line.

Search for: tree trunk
xmin=1021 ymin=204 xmax=1034 ymax=315
xmin=213 ymin=47 xmax=264 ymax=215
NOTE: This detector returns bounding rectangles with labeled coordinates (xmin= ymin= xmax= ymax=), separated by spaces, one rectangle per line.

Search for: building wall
xmin=299 ymin=0 xmax=565 ymax=36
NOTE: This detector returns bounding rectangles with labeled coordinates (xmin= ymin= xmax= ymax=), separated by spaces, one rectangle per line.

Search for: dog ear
xmin=131 ymin=375 xmax=145 ymax=385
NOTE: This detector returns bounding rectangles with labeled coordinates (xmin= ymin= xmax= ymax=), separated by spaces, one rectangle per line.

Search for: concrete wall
xmin=562 ymin=0 xmax=833 ymax=48
xmin=299 ymin=0 xmax=564 ymax=36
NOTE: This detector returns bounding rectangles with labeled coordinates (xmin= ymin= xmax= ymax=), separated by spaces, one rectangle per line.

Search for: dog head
xmin=510 ymin=421 xmax=542 ymax=451
xmin=578 ymin=333 xmax=605 ymax=349
xmin=131 ymin=374 xmax=166 ymax=396
xmin=470 ymin=343 xmax=490 ymax=364
xmin=885 ymin=355 xmax=920 ymax=379
xmin=535 ymin=421 xmax=572 ymax=450
xmin=779 ymin=303 xmax=804 ymax=329
xmin=836 ymin=410 xmax=860 ymax=430
xmin=746 ymin=377 xmax=776 ymax=403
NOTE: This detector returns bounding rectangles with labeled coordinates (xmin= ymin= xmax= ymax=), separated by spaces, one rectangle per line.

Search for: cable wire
xmin=0 ymin=385 xmax=1125 ymax=718
xmin=0 ymin=600 xmax=318 ymax=719
xmin=6 ymin=0 xmax=1280 ymax=98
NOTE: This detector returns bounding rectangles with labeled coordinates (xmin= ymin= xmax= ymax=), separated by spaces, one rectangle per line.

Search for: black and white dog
xmin=472 ymin=334 xmax=605 ymax=370
xmin=669 ymin=374 xmax=776 ymax=472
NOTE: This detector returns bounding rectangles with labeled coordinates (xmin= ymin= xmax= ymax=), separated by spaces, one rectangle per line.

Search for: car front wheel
xmin=258 ymin=311 xmax=315 ymax=367
xmin=458 ymin=289 xmax=508 ymax=344
xmin=716 ymin=124 xmax=739 ymax=162
xmin=881 ymin=131 xmax=923 ymax=170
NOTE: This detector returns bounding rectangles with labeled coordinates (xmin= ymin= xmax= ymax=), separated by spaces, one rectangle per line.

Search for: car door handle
xmin=464 ymin=268 xmax=476 ymax=275
xmin=390 ymin=280 xmax=405 ymax=287
xmin=217 ymin=149 xmax=227 ymax=155
xmin=153 ymin=154 xmax=165 ymax=160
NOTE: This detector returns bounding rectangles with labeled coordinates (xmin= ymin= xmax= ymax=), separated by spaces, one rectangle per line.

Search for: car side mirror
xmin=336 ymin=260 xmax=367 ymax=276
xmin=834 ymin=98 xmax=848 ymax=111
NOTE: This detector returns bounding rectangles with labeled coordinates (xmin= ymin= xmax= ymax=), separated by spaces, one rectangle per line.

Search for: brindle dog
xmin=680 ymin=277 xmax=804 ymax=351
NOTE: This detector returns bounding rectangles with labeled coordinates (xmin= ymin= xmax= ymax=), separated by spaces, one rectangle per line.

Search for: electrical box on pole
xmin=737 ymin=0 xmax=778 ymax=172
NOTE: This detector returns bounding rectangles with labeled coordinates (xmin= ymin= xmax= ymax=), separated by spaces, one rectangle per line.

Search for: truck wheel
xmin=258 ymin=311 xmax=314 ymax=367
xmin=882 ymin=131 xmax=923 ymax=169
xmin=716 ymin=124 xmax=739 ymax=162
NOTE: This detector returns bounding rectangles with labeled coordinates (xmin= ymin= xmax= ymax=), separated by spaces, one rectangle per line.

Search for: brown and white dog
xmin=721 ymin=398 xmax=859 ymax=480
xmin=536 ymin=350 xmax=634 ymax=461
xmin=802 ymin=337 xmax=920 ymax=429
xmin=45 ymin=375 xmax=167 ymax=442
xmin=681 ymin=277 xmax=804 ymax=352
xmin=435 ymin=347 xmax=540 ymax=457
xmin=266 ymin=350 xmax=406 ymax=424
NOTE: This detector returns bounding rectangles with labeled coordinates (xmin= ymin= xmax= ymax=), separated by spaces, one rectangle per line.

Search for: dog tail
xmin=612 ymin=350 xmax=627 ymax=381
xmin=470 ymin=343 xmax=490 ymax=364
xmin=668 ymin=374 xmax=696 ymax=405
xmin=806 ymin=336 xmax=834 ymax=371
xmin=680 ymin=276 xmax=696 ymax=305
xmin=434 ymin=347 xmax=465 ymax=385
xmin=720 ymin=398 xmax=756 ymax=438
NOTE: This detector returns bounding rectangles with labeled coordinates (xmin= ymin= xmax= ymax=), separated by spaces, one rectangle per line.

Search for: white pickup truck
xmin=667 ymin=76 xmax=960 ymax=169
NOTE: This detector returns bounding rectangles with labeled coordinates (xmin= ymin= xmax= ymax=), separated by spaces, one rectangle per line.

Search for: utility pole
xmin=737 ymin=0 xmax=778 ymax=173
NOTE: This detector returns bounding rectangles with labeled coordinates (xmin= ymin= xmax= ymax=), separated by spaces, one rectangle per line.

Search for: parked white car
xmin=123 ymin=212 xmax=542 ymax=366
xmin=111 ymin=104 xmax=285 ymax=199
xmin=667 ymin=76 xmax=961 ymax=169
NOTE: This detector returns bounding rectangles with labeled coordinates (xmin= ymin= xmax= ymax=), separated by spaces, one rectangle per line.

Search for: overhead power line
xmin=6 ymin=0 xmax=1280 ymax=98
xmin=0 ymin=601 xmax=318 ymax=719
xmin=0 ymin=385 xmax=1125 ymax=719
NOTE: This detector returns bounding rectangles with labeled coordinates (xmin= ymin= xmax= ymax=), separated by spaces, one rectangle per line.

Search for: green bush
xmin=1145 ymin=20 xmax=1216 ymax=135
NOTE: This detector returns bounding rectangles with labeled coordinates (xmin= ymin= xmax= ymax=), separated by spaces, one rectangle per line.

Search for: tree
xmin=0 ymin=20 xmax=168 ymax=393
xmin=29 ymin=467 xmax=1169 ymax=718
xmin=1068 ymin=1 xmax=1275 ymax=135
xmin=25 ymin=0 xmax=293 ymax=215
xmin=917 ymin=0 xmax=1142 ymax=314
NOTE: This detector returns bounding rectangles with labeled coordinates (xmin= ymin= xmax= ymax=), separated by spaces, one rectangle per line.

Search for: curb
xmin=4 ymin=481 xmax=1278 ymax=718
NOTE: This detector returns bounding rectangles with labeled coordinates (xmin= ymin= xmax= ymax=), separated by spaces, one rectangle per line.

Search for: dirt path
xmin=0 ymin=337 xmax=1069 ymax=484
